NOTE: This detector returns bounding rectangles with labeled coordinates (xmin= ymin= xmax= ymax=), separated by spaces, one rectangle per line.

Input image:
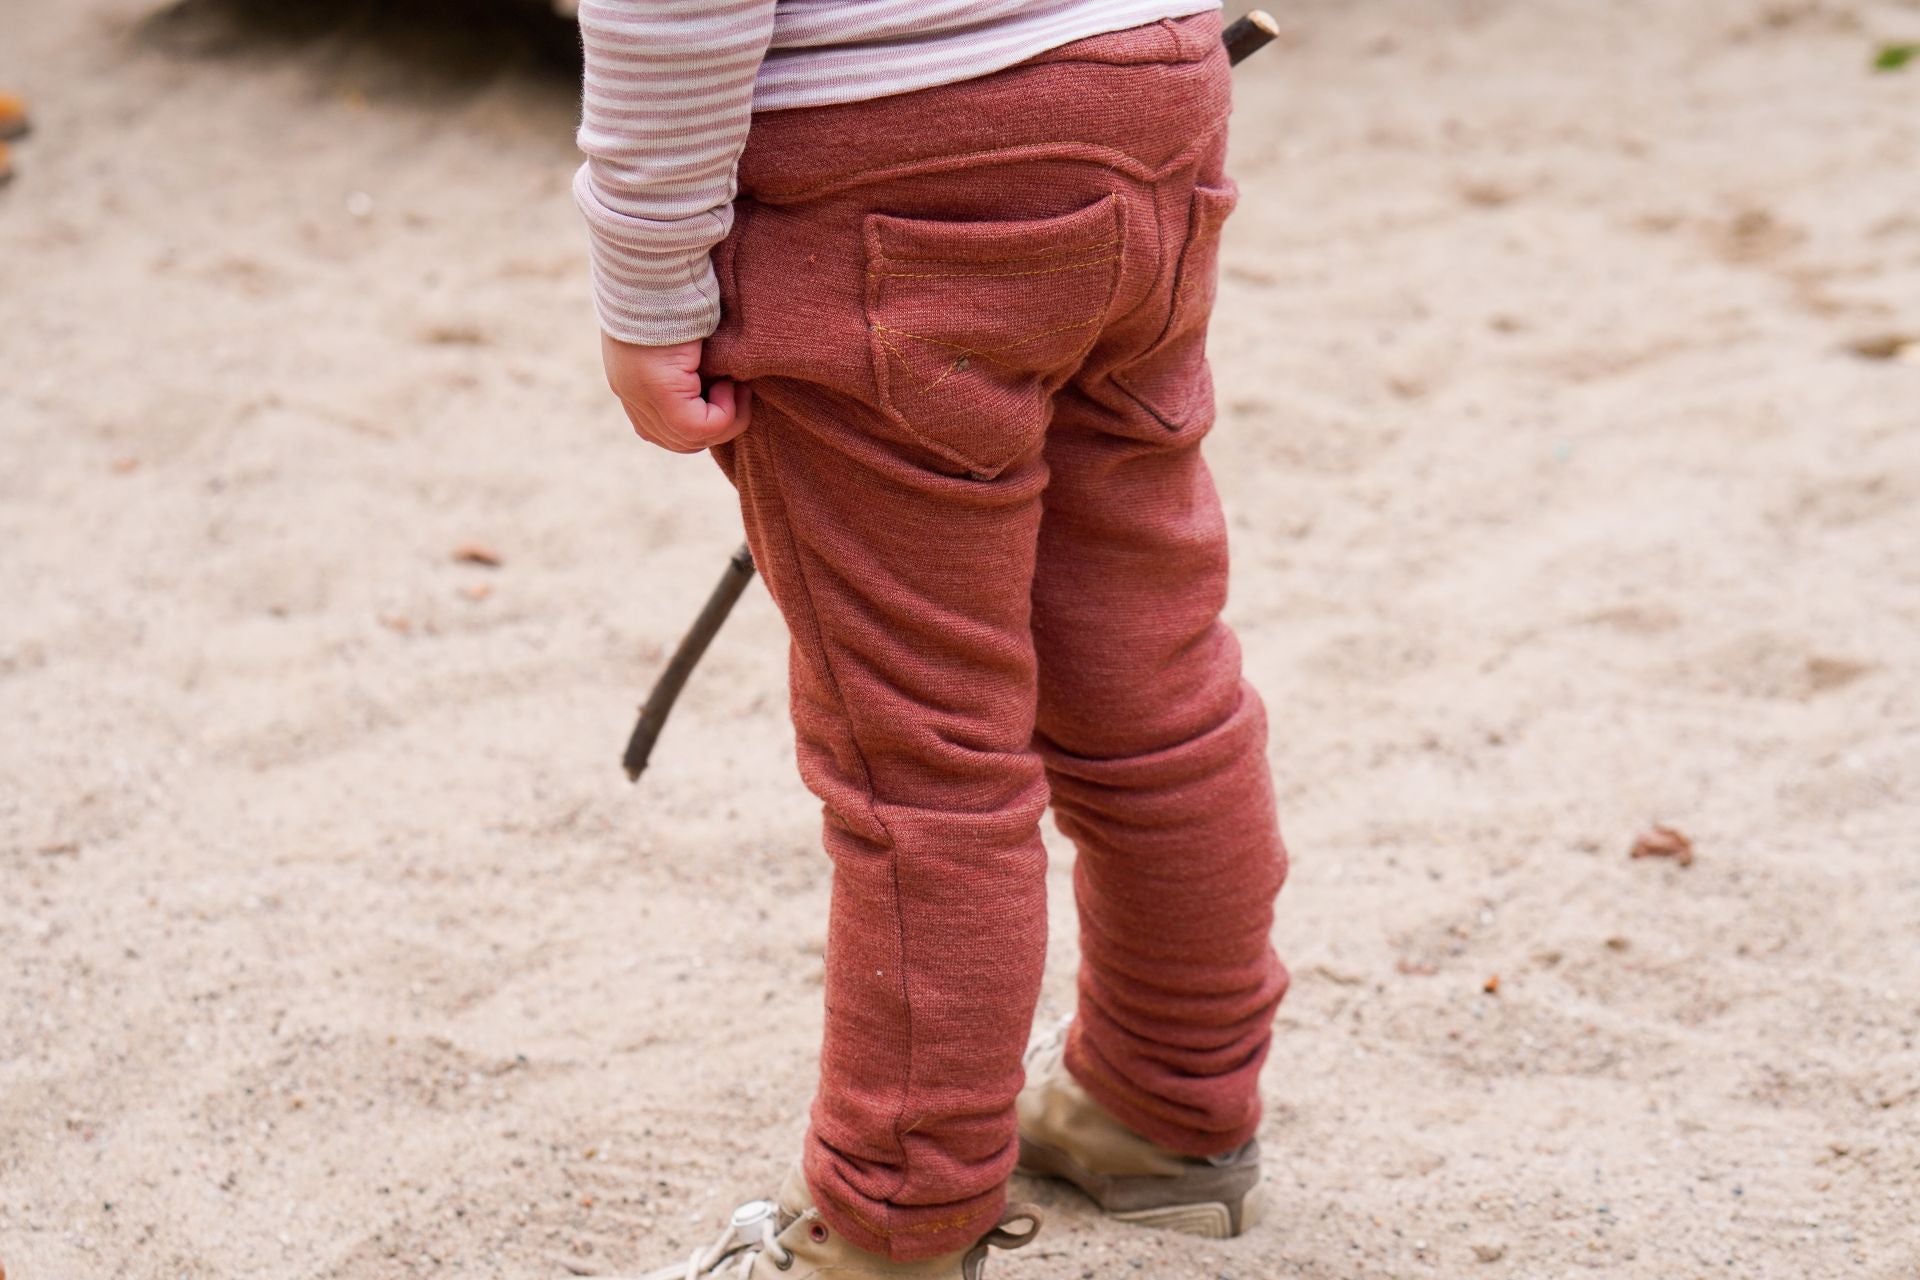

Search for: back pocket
xmin=863 ymin=194 xmax=1124 ymax=478
xmin=1111 ymin=180 xmax=1237 ymax=435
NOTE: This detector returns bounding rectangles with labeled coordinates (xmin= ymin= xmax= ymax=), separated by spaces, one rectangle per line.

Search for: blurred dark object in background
xmin=140 ymin=0 xmax=583 ymax=82
xmin=0 ymin=92 xmax=29 ymax=186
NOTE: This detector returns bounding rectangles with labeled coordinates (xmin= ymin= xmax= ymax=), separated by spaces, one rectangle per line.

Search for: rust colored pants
xmin=704 ymin=11 xmax=1289 ymax=1261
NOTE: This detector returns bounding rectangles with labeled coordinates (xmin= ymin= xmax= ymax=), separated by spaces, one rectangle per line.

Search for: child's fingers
xmin=698 ymin=379 xmax=752 ymax=445
xmin=620 ymin=386 xmax=745 ymax=454
xmin=658 ymin=381 xmax=750 ymax=451
xmin=599 ymin=335 xmax=750 ymax=453
xmin=622 ymin=401 xmax=705 ymax=454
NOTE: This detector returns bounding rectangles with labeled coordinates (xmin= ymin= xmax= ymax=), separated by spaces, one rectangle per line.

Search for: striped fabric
xmin=573 ymin=0 xmax=1222 ymax=346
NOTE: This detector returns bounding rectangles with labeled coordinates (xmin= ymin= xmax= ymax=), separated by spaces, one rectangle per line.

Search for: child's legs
xmin=698 ymin=4 xmax=1247 ymax=1254
xmin=1033 ymin=405 xmax=1290 ymax=1158
xmin=711 ymin=387 xmax=1051 ymax=1260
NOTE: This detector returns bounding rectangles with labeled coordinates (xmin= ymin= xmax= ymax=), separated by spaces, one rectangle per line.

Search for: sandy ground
xmin=3 ymin=1 xmax=1919 ymax=1276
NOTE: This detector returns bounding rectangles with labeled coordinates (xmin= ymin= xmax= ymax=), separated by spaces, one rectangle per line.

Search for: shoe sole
xmin=1016 ymin=1136 xmax=1262 ymax=1239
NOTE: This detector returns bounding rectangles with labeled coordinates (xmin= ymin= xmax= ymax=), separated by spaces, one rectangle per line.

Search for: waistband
xmin=1020 ymin=10 xmax=1225 ymax=69
xmin=737 ymin=12 xmax=1230 ymax=205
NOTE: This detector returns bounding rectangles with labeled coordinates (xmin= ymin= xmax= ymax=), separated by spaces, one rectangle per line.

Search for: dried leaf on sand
xmin=1630 ymin=824 xmax=1695 ymax=867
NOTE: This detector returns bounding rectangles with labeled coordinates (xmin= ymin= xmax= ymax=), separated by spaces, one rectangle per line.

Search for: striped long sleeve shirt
xmin=573 ymin=0 xmax=1222 ymax=346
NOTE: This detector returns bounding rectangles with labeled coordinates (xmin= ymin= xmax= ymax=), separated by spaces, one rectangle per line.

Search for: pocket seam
xmin=873 ymin=313 xmax=1107 ymax=399
xmin=871 ymin=256 xmax=1121 ymax=284
xmin=876 ymin=237 xmax=1121 ymax=269
xmin=1111 ymin=182 xmax=1236 ymax=433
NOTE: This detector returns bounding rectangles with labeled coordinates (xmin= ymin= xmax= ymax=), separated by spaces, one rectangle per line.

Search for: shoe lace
xmin=1025 ymin=1015 xmax=1071 ymax=1070
xmin=677 ymin=1198 xmax=792 ymax=1279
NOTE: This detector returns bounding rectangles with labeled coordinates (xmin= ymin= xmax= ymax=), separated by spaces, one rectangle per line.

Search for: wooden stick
xmin=622 ymin=12 xmax=1285 ymax=781
xmin=622 ymin=543 xmax=756 ymax=781
xmin=1224 ymin=10 xmax=1281 ymax=65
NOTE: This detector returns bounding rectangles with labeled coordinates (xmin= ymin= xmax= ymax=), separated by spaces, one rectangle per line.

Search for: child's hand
xmin=601 ymin=334 xmax=752 ymax=453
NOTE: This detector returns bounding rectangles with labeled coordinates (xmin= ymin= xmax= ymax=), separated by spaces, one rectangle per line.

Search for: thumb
xmin=700 ymin=379 xmax=753 ymax=443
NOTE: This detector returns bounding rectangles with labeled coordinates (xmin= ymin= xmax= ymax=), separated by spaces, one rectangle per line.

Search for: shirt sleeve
xmin=573 ymin=0 xmax=777 ymax=346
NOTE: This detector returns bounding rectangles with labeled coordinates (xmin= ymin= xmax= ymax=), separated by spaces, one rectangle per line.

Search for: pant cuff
xmin=803 ymin=1140 xmax=1009 ymax=1262
xmin=1063 ymin=1016 xmax=1264 ymax=1159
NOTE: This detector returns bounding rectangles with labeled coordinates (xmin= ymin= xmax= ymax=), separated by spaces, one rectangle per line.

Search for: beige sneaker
xmin=1015 ymin=1023 xmax=1262 ymax=1239
xmin=609 ymin=1166 xmax=1041 ymax=1279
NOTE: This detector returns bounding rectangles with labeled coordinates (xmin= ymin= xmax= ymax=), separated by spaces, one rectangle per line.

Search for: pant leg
xmin=710 ymin=383 xmax=1051 ymax=1260
xmin=703 ymin=146 xmax=1136 ymax=1252
xmin=1033 ymin=130 xmax=1290 ymax=1160
xmin=703 ymin=177 xmax=1135 ymax=1260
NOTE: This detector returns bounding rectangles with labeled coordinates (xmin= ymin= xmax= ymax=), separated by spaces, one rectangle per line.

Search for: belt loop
xmin=1152 ymin=18 xmax=1185 ymax=62
xmin=1157 ymin=13 xmax=1220 ymax=63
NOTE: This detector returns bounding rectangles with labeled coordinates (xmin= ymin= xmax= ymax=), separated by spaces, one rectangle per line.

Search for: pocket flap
xmin=1110 ymin=180 xmax=1237 ymax=434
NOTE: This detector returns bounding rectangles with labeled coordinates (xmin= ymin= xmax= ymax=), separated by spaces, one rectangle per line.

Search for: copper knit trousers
xmin=704 ymin=11 xmax=1289 ymax=1260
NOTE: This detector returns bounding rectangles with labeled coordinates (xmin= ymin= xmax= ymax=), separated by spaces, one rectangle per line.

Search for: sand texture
xmin=3 ymin=1 xmax=1918 ymax=1276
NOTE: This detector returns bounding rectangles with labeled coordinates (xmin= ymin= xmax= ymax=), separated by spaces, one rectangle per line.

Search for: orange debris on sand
xmin=1631 ymin=824 xmax=1695 ymax=867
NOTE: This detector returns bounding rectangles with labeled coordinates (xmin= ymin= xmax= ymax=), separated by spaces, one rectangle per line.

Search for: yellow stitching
xmin=877 ymin=237 xmax=1120 ymax=268
xmin=874 ymin=330 xmax=976 ymax=398
xmin=874 ymin=330 xmax=970 ymax=395
xmin=820 ymin=1192 xmax=889 ymax=1239
xmin=872 ymin=316 xmax=1102 ymax=394
xmin=873 ymin=316 xmax=1102 ymax=360
xmin=897 ymin=1211 xmax=992 ymax=1234
xmin=872 ymin=254 xmax=1122 ymax=283
xmin=818 ymin=1189 xmax=981 ymax=1238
